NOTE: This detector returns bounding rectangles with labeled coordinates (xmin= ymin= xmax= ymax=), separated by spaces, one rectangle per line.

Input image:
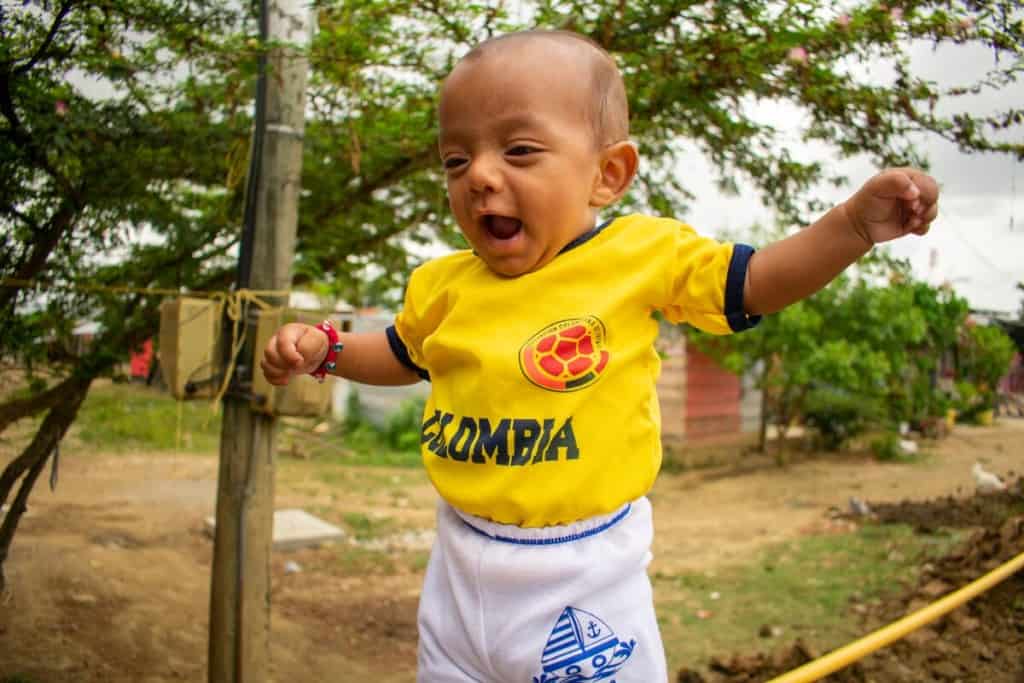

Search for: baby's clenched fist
xmin=260 ymin=322 xmax=328 ymax=386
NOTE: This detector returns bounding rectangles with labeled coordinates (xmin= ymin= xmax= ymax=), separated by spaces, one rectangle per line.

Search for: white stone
xmin=205 ymin=508 xmax=345 ymax=551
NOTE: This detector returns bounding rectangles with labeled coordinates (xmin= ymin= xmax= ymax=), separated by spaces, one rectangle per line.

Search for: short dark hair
xmin=459 ymin=29 xmax=629 ymax=146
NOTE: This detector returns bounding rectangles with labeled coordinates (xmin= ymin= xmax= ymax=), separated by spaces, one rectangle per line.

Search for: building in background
xmin=130 ymin=338 xmax=153 ymax=381
xmin=656 ymin=323 xmax=761 ymax=447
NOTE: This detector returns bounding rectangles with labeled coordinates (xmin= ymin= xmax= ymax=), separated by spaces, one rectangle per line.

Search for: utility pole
xmin=208 ymin=2 xmax=313 ymax=681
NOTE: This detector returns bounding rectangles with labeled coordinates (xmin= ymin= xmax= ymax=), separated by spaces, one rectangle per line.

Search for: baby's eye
xmin=443 ymin=157 xmax=467 ymax=170
xmin=506 ymin=145 xmax=539 ymax=157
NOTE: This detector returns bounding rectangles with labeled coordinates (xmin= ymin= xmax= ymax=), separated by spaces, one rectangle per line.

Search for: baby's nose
xmin=467 ymin=154 xmax=503 ymax=193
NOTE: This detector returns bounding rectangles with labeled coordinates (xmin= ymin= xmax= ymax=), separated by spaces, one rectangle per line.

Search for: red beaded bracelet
xmin=310 ymin=320 xmax=343 ymax=383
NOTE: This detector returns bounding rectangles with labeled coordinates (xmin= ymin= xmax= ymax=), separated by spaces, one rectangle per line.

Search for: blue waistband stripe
xmin=460 ymin=504 xmax=631 ymax=546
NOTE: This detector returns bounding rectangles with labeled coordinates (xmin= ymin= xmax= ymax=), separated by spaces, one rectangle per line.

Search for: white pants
xmin=417 ymin=497 xmax=668 ymax=682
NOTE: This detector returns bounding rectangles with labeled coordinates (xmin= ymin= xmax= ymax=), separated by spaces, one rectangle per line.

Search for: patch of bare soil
xmin=870 ymin=484 xmax=1023 ymax=533
xmin=677 ymin=480 xmax=1024 ymax=683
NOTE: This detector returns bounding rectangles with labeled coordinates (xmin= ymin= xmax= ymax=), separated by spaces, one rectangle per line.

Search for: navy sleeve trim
xmin=386 ymin=325 xmax=431 ymax=381
xmin=725 ymin=243 xmax=762 ymax=333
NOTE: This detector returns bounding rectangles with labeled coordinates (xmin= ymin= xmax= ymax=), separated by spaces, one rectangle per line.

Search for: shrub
xmin=343 ymin=387 xmax=368 ymax=432
xmin=343 ymin=389 xmax=424 ymax=455
xmin=384 ymin=396 xmax=426 ymax=452
xmin=953 ymin=380 xmax=986 ymax=423
xmin=870 ymin=432 xmax=903 ymax=461
xmin=803 ymin=386 xmax=886 ymax=451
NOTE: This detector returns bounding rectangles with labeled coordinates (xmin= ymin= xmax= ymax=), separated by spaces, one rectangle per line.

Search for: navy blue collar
xmin=558 ymin=217 xmax=615 ymax=255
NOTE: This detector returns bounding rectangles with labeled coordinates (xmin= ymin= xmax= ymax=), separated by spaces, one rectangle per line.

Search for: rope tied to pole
xmin=206 ymin=289 xmax=286 ymax=408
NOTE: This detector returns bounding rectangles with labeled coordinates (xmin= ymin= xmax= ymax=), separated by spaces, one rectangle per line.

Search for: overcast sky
xmin=680 ymin=39 xmax=1023 ymax=315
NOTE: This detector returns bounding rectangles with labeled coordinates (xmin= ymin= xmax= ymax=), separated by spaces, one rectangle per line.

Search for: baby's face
xmin=439 ymin=43 xmax=604 ymax=277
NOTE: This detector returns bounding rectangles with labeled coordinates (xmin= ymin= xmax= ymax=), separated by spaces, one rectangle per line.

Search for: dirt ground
xmin=677 ymin=489 xmax=1024 ymax=683
xmin=1 ymin=420 xmax=1022 ymax=683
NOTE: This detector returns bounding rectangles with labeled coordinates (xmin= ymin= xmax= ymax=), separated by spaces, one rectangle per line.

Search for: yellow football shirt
xmin=389 ymin=214 xmax=759 ymax=527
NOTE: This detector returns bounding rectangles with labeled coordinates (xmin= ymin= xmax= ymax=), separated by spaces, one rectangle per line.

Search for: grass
xmin=71 ymin=381 xmax=422 ymax=467
xmin=656 ymin=522 xmax=961 ymax=675
xmin=342 ymin=511 xmax=399 ymax=541
xmin=319 ymin=425 xmax=422 ymax=467
xmin=75 ymin=381 xmax=222 ymax=452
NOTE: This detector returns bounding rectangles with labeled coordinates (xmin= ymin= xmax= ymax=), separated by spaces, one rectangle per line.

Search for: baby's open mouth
xmin=483 ymin=215 xmax=522 ymax=240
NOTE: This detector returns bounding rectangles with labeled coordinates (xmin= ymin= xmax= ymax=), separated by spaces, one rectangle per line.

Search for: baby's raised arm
xmin=743 ymin=168 xmax=938 ymax=315
xmin=261 ymin=323 xmax=421 ymax=386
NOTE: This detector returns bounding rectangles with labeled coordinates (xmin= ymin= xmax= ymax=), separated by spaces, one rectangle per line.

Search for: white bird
xmin=848 ymin=496 xmax=872 ymax=517
xmin=972 ymin=463 xmax=1006 ymax=494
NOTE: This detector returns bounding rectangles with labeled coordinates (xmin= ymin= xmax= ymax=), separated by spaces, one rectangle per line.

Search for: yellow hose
xmin=767 ymin=548 xmax=1024 ymax=683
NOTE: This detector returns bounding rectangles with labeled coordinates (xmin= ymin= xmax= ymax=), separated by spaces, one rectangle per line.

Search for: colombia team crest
xmin=519 ymin=316 xmax=610 ymax=392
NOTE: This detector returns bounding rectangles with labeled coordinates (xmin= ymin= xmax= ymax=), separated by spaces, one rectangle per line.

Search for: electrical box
xmin=159 ymin=297 xmax=224 ymax=400
xmin=251 ymin=308 xmax=350 ymax=417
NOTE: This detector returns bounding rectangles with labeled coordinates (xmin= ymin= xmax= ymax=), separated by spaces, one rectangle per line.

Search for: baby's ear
xmin=591 ymin=141 xmax=639 ymax=208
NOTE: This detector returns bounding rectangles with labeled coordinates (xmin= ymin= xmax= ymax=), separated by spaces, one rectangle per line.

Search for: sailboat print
xmin=533 ymin=606 xmax=636 ymax=682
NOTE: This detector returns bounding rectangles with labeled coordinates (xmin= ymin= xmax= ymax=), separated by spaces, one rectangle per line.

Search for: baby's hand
xmin=260 ymin=322 xmax=328 ymax=386
xmin=844 ymin=168 xmax=939 ymax=245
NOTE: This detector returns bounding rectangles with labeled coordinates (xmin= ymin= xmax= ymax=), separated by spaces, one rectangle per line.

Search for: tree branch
xmin=1 ymin=205 xmax=38 ymax=230
xmin=0 ymin=372 xmax=90 ymax=511
xmin=0 ymin=68 xmax=23 ymax=132
xmin=0 ymin=437 xmax=51 ymax=593
xmin=422 ymin=0 xmax=472 ymax=46
xmin=0 ymin=372 xmax=90 ymax=592
xmin=13 ymin=0 xmax=77 ymax=76
xmin=0 ymin=373 xmax=81 ymax=436
xmin=0 ymin=200 xmax=76 ymax=317
xmin=310 ymin=148 xmax=436 ymax=227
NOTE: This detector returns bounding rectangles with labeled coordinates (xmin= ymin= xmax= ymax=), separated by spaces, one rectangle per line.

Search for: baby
xmin=262 ymin=29 xmax=937 ymax=683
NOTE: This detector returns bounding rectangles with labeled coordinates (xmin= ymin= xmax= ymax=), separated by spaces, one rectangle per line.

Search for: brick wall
xmin=656 ymin=338 xmax=687 ymax=445
xmin=684 ymin=346 xmax=741 ymax=440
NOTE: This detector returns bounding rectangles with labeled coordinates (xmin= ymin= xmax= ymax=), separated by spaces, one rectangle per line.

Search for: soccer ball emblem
xmin=520 ymin=317 xmax=610 ymax=392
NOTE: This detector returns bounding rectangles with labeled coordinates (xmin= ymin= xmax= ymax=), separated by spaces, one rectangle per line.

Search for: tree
xmin=2 ymin=0 xmax=1022 ymax=585
xmin=0 ymin=0 xmax=253 ymax=589
xmin=690 ymin=253 xmax=971 ymax=453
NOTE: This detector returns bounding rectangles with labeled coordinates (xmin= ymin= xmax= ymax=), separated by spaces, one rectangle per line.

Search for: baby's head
xmin=439 ymin=30 xmax=638 ymax=277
